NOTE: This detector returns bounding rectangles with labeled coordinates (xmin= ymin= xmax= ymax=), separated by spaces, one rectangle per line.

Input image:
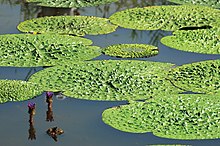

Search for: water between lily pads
xmin=1 ymin=0 xmax=220 ymax=146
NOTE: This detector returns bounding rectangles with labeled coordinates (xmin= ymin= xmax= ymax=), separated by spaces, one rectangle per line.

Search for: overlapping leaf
xmin=26 ymin=0 xmax=118 ymax=8
xmin=0 ymin=80 xmax=43 ymax=103
xmin=168 ymin=60 xmax=220 ymax=94
xmin=161 ymin=28 xmax=220 ymax=54
xmin=168 ymin=0 xmax=220 ymax=9
xmin=109 ymin=5 xmax=220 ymax=31
xmin=102 ymin=44 xmax=159 ymax=58
xmin=17 ymin=16 xmax=118 ymax=36
xmin=102 ymin=94 xmax=220 ymax=139
xmin=0 ymin=34 xmax=101 ymax=67
xmin=28 ymin=60 xmax=181 ymax=101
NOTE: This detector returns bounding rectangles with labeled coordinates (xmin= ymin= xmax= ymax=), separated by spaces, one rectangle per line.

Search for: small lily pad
xmin=102 ymin=94 xmax=220 ymax=139
xmin=161 ymin=28 xmax=220 ymax=54
xmin=102 ymin=44 xmax=159 ymax=58
xmin=28 ymin=60 xmax=181 ymax=101
xmin=0 ymin=34 xmax=101 ymax=67
xmin=168 ymin=0 xmax=220 ymax=9
xmin=109 ymin=5 xmax=220 ymax=31
xmin=17 ymin=16 xmax=118 ymax=36
xmin=0 ymin=80 xmax=43 ymax=103
xmin=168 ymin=59 xmax=220 ymax=94
xmin=26 ymin=0 xmax=118 ymax=8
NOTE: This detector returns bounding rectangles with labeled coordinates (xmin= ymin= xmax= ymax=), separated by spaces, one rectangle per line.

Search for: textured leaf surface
xmin=168 ymin=60 xmax=220 ymax=94
xmin=0 ymin=34 xmax=100 ymax=67
xmin=26 ymin=0 xmax=118 ymax=8
xmin=109 ymin=5 xmax=220 ymax=31
xmin=0 ymin=80 xmax=43 ymax=103
xmin=168 ymin=0 xmax=220 ymax=8
xmin=161 ymin=28 xmax=220 ymax=54
xmin=102 ymin=44 xmax=159 ymax=58
xmin=28 ymin=60 xmax=181 ymax=101
xmin=102 ymin=94 xmax=220 ymax=139
xmin=17 ymin=16 xmax=118 ymax=36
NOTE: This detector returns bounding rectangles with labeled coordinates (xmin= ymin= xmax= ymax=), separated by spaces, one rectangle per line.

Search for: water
xmin=0 ymin=0 xmax=220 ymax=146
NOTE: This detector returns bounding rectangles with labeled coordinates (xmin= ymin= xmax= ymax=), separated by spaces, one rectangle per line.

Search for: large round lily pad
xmin=26 ymin=0 xmax=118 ymax=8
xmin=109 ymin=5 xmax=220 ymax=31
xmin=161 ymin=28 xmax=220 ymax=54
xmin=28 ymin=60 xmax=182 ymax=101
xmin=17 ymin=16 xmax=118 ymax=36
xmin=102 ymin=94 xmax=220 ymax=139
xmin=168 ymin=59 xmax=220 ymax=94
xmin=168 ymin=0 xmax=220 ymax=9
xmin=0 ymin=80 xmax=43 ymax=104
xmin=0 ymin=34 xmax=101 ymax=67
xmin=102 ymin=44 xmax=159 ymax=58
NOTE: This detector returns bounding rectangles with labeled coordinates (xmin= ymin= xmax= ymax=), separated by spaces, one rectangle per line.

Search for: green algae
xmin=26 ymin=0 xmax=118 ymax=8
xmin=102 ymin=94 xmax=220 ymax=139
xmin=161 ymin=28 xmax=220 ymax=54
xmin=17 ymin=16 xmax=118 ymax=36
xmin=0 ymin=34 xmax=101 ymax=67
xmin=0 ymin=80 xmax=43 ymax=103
xmin=168 ymin=60 xmax=220 ymax=94
xmin=102 ymin=44 xmax=159 ymax=58
xmin=168 ymin=0 xmax=220 ymax=9
xmin=109 ymin=5 xmax=220 ymax=31
xmin=28 ymin=60 xmax=182 ymax=101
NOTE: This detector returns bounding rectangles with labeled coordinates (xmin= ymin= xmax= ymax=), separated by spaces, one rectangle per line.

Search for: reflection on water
xmin=28 ymin=102 xmax=36 ymax=140
xmin=28 ymin=120 xmax=36 ymax=140
xmin=0 ymin=0 xmax=220 ymax=146
xmin=46 ymin=92 xmax=54 ymax=122
xmin=0 ymin=95 xmax=219 ymax=146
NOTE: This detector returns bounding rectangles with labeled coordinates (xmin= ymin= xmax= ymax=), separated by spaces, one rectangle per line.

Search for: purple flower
xmin=46 ymin=91 xmax=53 ymax=98
xmin=28 ymin=102 xmax=36 ymax=109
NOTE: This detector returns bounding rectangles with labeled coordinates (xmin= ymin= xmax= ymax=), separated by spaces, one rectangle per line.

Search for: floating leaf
xmin=102 ymin=44 xmax=159 ymax=58
xmin=168 ymin=0 xmax=220 ymax=9
xmin=0 ymin=80 xmax=43 ymax=103
xmin=0 ymin=34 xmax=101 ymax=67
xmin=102 ymin=94 xmax=220 ymax=139
xmin=161 ymin=28 xmax=220 ymax=54
xmin=17 ymin=16 xmax=118 ymax=36
xmin=28 ymin=60 xmax=181 ymax=101
xmin=26 ymin=0 xmax=118 ymax=8
xmin=109 ymin=5 xmax=220 ymax=31
xmin=168 ymin=60 xmax=220 ymax=94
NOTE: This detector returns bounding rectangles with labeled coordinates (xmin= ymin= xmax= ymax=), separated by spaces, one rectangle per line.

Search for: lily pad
xmin=0 ymin=34 xmax=101 ymax=67
xmin=168 ymin=60 xmax=220 ymax=94
xmin=17 ymin=16 xmax=118 ymax=36
xmin=161 ymin=28 xmax=220 ymax=54
xmin=0 ymin=80 xmax=43 ymax=103
xmin=102 ymin=44 xmax=159 ymax=58
xmin=102 ymin=94 xmax=220 ymax=139
xmin=28 ymin=60 xmax=182 ymax=101
xmin=168 ymin=0 xmax=220 ymax=9
xmin=26 ymin=0 xmax=118 ymax=8
xmin=109 ymin=5 xmax=220 ymax=31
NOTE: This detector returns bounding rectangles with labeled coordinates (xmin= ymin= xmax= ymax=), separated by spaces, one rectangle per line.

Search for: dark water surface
xmin=0 ymin=0 xmax=220 ymax=146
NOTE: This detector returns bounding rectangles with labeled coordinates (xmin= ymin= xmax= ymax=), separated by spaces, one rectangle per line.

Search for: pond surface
xmin=0 ymin=0 xmax=220 ymax=146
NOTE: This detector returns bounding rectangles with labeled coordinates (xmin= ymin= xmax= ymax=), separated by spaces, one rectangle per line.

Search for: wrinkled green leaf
xmin=0 ymin=34 xmax=101 ymax=67
xmin=28 ymin=60 xmax=181 ymax=101
xmin=17 ymin=16 xmax=118 ymax=36
xmin=102 ymin=44 xmax=159 ymax=58
xmin=161 ymin=28 xmax=220 ymax=54
xmin=26 ymin=0 xmax=118 ymax=8
xmin=168 ymin=0 xmax=220 ymax=9
xmin=0 ymin=80 xmax=43 ymax=103
xmin=109 ymin=5 xmax=220 ymax=31
xmin=102 ymin=94 xmax=220 ymax=139
xmin=168 ymin=60 xmax=220 ymax=94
